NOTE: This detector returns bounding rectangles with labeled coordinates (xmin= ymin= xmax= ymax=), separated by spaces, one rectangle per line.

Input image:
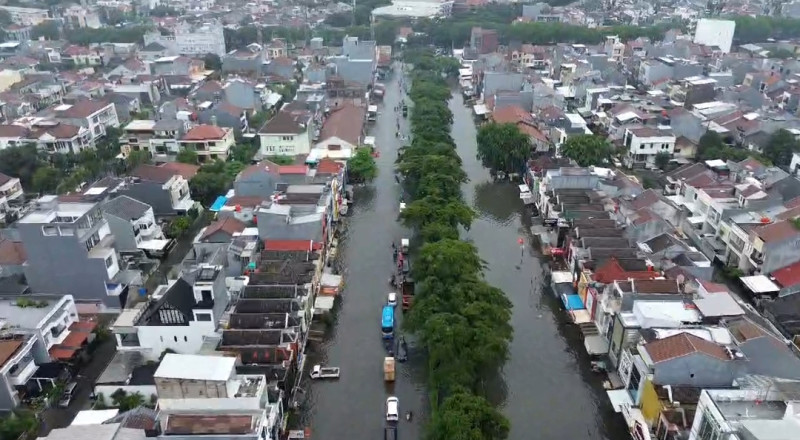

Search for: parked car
xmin=58 ymin=382 xmax=78 ymax=408
xmin=386 ymin=396 xmax=399 ymax=422
xmin=387 ymin=292 xmax=397 ymax=307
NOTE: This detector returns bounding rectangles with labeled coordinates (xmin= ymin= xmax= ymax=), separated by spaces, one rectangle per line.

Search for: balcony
xmin=9 ymin=358 xmax=37 ymax=386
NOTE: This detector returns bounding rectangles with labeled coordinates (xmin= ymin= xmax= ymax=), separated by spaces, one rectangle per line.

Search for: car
xmin=58 ymin=382 xmax=78 ymax=408
xmin=386 ymin=396 xmax=399 ymax=422
xmin=387 ymin=292 xmax=397 ymax=307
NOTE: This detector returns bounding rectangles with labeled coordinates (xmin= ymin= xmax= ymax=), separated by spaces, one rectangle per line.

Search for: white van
xmin=386 ymin=396 xmax=399 ymax=422
xmin=387 ymin=292 xmax=397 ymax=307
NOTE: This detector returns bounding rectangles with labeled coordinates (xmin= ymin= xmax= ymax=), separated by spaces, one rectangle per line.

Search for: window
xmin=196 ymin=313 xmax=212 ymax=321
xmin=696 ymin=410 xmax=721 ymax=440
xmin=281 ymin=136 xmax=294 ymax=141
xmin=105 ymin=256 xmax=114 ymax=268
xmin=42 ymin=226 xmax=58 ymax=236
xmin=174 ymin=336 xmax=178 ymax=342
xmin=640 ymin=144 xmax=645 ymax=149
xmin=184 ymin=336 xmax=188 ymax=342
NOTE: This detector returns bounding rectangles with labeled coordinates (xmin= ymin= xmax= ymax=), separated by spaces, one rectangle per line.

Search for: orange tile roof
xmin=644 ymin=332 xmax=730 ymax=363
xmin=182 ymin=125 xmax=227 ymax=141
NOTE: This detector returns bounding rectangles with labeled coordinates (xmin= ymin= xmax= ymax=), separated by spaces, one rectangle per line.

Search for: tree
xmin=31 ymin=21 xmax=61 ymax=40
xmin=654 ymin=151 xmax=671 ymax=170
xmin=110 ymin=390 xmax=147 ymax=412
xmin=269 ymin=155 xmax=294 ymax=165
xmin=427 ymin=392 xmax=510 ymax=440
xmin=347 ymin=148 xmax=378 ymax=183
xmin=166 ymin=216 xmax=192 ymax=238
xmin=0 ymin=410 xmax=37 ymax=440
xmin=126 ymin=150 xmax=151 ymax=170
xmin=32 ymin=167 xmax=61 ymax=194
xmin=176 ymin=148 xmax=199 ymax=164
xmin=189 ymin=172 xmax=229 ymax=206
xmin=763 ymin=129 xmax=800 ymax=167
xmin=413 ymin=239 xmax=484 ymax=285
xmin=400 ymin=196 xmax=474 ymax=238
xmin=476 ymin=123 xmax=532 ymax=174
xmin=230 ymin=143 xmax=257 ymax=164
xmin=202 ymin=53 xmax=222 ymax=71
xmin=560 ymin=134 xmax=612 ymax=167
xmin=0 ymin=143 xmax=42 ymax=188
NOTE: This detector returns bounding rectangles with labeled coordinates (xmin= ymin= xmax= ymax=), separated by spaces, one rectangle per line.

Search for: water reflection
xmin=473 ymin=181 xmax=520 ymax=225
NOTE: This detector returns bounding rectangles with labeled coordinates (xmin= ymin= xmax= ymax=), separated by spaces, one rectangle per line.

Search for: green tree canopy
xmin=31 ymin=21 xmax=61 ymax=40
xmin=427 ymin=392 xmax=510 ymax=440
xmin=202 ymin=53 xmax=222 ymax=71
xmin=763 ymin=129 xmax=800 ymax=167
xmin=347 ymin=148 xmax=378 ymax=183
xmin=476 ymin=122 xmax=532 ymax=174
xmin=560 ymin=134 xmax=612 ymax=167
xmin=176 ymin=148 xmax=199 ymax=164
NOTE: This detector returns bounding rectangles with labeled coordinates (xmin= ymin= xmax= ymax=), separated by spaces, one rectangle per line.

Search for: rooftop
xmin=155 ymin=353 xmax=234 ymax=381
xmin=642 ymin=332 xmax=730 ymax=364
xmin=19 ymin=196 xmax=95 ymax=224
xmin=102 ymin=196 xmax=150 ymax=221
xmin=0 ymin=295 xmax=67 ymax=330
xmin=165 ymin=414 xmax=257 ymax=435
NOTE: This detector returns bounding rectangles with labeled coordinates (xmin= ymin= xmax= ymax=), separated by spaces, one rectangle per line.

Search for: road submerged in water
xmin=299 ymin=69 xmax=629 ymax=440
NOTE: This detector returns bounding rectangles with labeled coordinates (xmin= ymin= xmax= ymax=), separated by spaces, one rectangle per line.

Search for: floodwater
xmin=450 ymin=92 xmax=630 ymax=440
xmin=298 ymin=67 xmax=425 ymax=439
xmin=299 ymin=69 xmax=628 ymax=440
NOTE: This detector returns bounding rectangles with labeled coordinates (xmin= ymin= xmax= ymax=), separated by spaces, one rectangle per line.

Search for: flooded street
xmin=299 ymin=68 xmax=425 ymax=439
xmin=450 ymin=92 xmax=630 ymax=440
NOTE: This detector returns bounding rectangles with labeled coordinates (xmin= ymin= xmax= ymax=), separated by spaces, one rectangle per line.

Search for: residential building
xmin=178 ymin=125 xmax=235 ymax=162
xmin=143 ymin=22 xmax=226 ymax=57
xmin=745 ymin=219 xmax=800 ymax=275
xmin=119 ymin=165 xmax=196 ymax=216
xmin=313 ymin=103 xmax=365 ymax=157
xmin=37 ymin=421 xmax=150 ymax=440
xmin=102 ymin=196 xmax=170 ymax=256
xmin=63 ymin=5 xmax=101 ymax=29
xmin=27 ymin=121 xmax=93 ymax=155
xmin=0 ymin=172 xmax=23 ymax=214
xmin=51 ymin=100 xmax=120 ymax=142
xmin=0 ymin=294 xmax=83 ymax=410
xmin=119 ymin=119 xmax=186 ymax=159
xmin=623 ymin=127 xmax=676 ymax=169
xmin=154 ymin=353 xmax=283 ymax=440
xmin=222 ymin=44 xmax=267 ymax=75
xmin=470 ymin=27 xmax=499 ymax=55
xmin=111 ymin=265 xmax=227 ymax=360
xmin=491 ymin=106 xmax=550 ymax=153
xmin=17 ymin=196 xmax=129 ymax=308
xmin=258 ymin=109 xmax=313 ymax=157
xmin=0 ymin=6 xmax=49 ymax=26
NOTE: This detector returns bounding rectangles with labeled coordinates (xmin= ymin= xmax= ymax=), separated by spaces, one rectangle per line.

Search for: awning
xmin=473 ymin=104 xmax=488 ymax=115
xmin=606 ymin=389 xmax=633 ymax=413
xmin=69 ymin=321 xmax=97 ymax=332
xmin=49 ymin=347 xmax=78 ymax=361
xmin=584 ymin=335 xmax=609 ymax=355
xmin=210 ymin=196 xmax=228 ymax=212
xmin=562 ymin=294 xmax=585 ymax=311
xmin=571 ymin=309 xmax=591 ymax=323
xmin=740 ymin=275 xmax=780 ymax=294
xmin=61 ymin=330 xmax=91 ymax=349
xmin=364 ymin=136 xmax=376 ymax=146
xmin=314 ymin=296 xmax=335 ymax=312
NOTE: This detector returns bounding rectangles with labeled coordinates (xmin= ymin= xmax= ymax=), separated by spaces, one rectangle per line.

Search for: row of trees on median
xmin=397 ymin=51 xmax=512 ymax=440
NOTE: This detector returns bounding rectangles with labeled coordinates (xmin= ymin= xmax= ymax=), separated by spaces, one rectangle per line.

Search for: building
xmin=258 ymin=109 xmax=313 ymax=157
xmin=179 ymin=125 xmax=235 ymax=162
xmin=0 ymin=6 xmax=49 ymax=26
xmin=52 ymin=100 xmax=120 ymax=142
xmin=63 ymin=5 xmax=101 ymax=29
xmin=17 ymin=196 xmax=130 ymax=308
xmin=120 ymin=165 xmax=196 ymax=216
xmin=623 ymin=127 xmax=676 ymax=168
xmin=371 ymin=0 xmax=452 ymax=19
xmin=143 ymin=22 xmax=226 ymax=57
xmin=154 ymin=353 xmax=283 ymax=440
xmin=102 ymin=195 xmax=171 ymax=256
xmin=470 ymin=27 xmax=499 ymax=55
xmin=119 ymin=119 xmax=186 ymax=159
xmin=0 ymin=172 xmax=23 ymax=214
xmin=111 ymin=266 xmax=227 ymax=361
xmin=693 ymin=18 xmax=736 ymax=54
xmin=0 ymin=294 xmax=83 ymax=410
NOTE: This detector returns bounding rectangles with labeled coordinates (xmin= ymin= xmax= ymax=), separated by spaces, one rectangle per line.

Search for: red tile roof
xmin=698 ymin=280 xmax=729 ymax=294
xmin=278 ymin=165 xmax=308 ymax=175
xmin=316 ymin=158 xmax=343 ymax=175
xmin=771 ymin=260 xmax=800 ymax=288
xmin=319 ymin=103 xmax=365 ymax=146
xmin=264 ymin=239 xmax=315 ymax=252
xmin=593 ymin=258 xmax=656 ymax=284
xmin=0 ymin=239 xmax=26 ymax=265
xmin=630 ymin=189 xmax=661 ymax=210
xmin=0 ymin=124 xmax=28 ymax=138
xmin=159 ymin=162 xmax=200 ymax=180
xmin=131 ymin=164 xmax=179 ymax=183
xmin=55 ymin=100 xmax=110 ymax=118
xmin=182 ymin=125 xmax=227 ymax=141
xmin=754 ymin=220 xmax=800 ymax=244
xmin=200 ymin=217 xmax=246 ymax=241
xmin=0 ymin=340 xmax=23 ymax=368
xmin=225 ymin=195 xmax=265 ymax=208
xmin=644 ymin=332 xmax=730 ymax=363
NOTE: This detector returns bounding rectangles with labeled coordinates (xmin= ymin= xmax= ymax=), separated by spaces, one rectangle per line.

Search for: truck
xmin=384 ymin=356 xmax=396 ymax=382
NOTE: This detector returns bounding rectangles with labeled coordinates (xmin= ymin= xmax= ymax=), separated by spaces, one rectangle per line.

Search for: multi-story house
xmin=0 ymin=294 xmax=84 ymax=410
xmin=258 ymin=109 xmax=313 ymax=157
xmin=154 ymin=353 xmax=283 ymax=440
xmin=52 ymin=100 xmax=119 ymax=142
xmin=743 ymin=219 xmax=800 ymax=275
xmin=102 ymin=195 xmax=171 ymax=256
xmin=17 ymin=196 xmax=127 ymax=308
xmin=143 ymin=22 xmax=226 ymax=57
xmin=110 ymin=264 xmax=227 ymax=360
xmin=119 ymin=165 xmax=196 ymax=216
xmin=0 ymin=125 xmax=28 ymax=150
xmin=178 ymin=125 xmax=235 ymax=162
xmin=62 ymin=5 xmax=101 ymax=29
xmin=0 ymin=172 xmax=23 ymax=214
xmin=119 ymin=119 xmax=186 ymax=159
xmin=0 ymin=6 xmax=49 ymax=26
xmin=622 ymin=126 xmax=676 ymax=169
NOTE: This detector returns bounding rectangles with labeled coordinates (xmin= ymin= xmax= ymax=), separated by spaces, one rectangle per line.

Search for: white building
xmin=63 ymin=5 xmax=102 ymax=29
xmin=258 ymin=110 xmax=313 ymax=157
xmin=694 ymin=18 xmax=736 ymax=54
xmin=102 ymin=195 xmax=170 ymax=255
xmin=110 ymin=265 xmax=227 ymax=361
xmin=143 ymin=22 xmax=226 ymax=57
xmin=154 ymin=353 xmax=283 ymax=440
xmin=689 ymin=387 xmax=800 ymax=440
xmin=622 ymin=126 xmax=676 ymax=168
xmin=0 ymin=172 xmax=23 ymax=213
xmin=179 ymin=124 xmax=235 ymax=162
xmin=52 ymin=100 xmax=120 ymax=143
xmin=372 ymin=0 xmax=452 ymax=19
xmin=0 ymin=6 xmax=49 ymax=26
xmin=0 ymin=294 xmax=82 ymax=410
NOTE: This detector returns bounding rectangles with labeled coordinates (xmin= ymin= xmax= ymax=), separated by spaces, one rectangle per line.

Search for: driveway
xmin=37 ymin=338 xmax=116 ymax=435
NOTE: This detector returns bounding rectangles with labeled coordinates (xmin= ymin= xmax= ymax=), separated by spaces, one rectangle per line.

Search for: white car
xmin=387 ymin=292 xmax=397 ymax=307
xmin=386 ymin=396 xmax=399 ymax=422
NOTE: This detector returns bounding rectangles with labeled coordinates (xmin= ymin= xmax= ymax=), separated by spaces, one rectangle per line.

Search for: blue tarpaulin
xmin=561 ymin=294 xmax=586 ymax=311
xmin=210 ymin=196 xmax=228 ymax=212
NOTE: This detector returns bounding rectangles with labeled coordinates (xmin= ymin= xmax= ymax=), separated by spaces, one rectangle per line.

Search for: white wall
xmin=316 ymin=135 xmax=357 ymax=151
xmin=628 ymin=135 xmax=676 ymax=156
xmin=259 ymin=130 xmax=310 ymax=157
xmin=694 ymin=19 xmax=736 ymax=54
xmin=135 ymin=320 xmax=216 ymax=361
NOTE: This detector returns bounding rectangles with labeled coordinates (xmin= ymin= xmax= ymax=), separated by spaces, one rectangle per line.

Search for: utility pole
xmin=352 ymin=0 xmax=357 ymax=27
